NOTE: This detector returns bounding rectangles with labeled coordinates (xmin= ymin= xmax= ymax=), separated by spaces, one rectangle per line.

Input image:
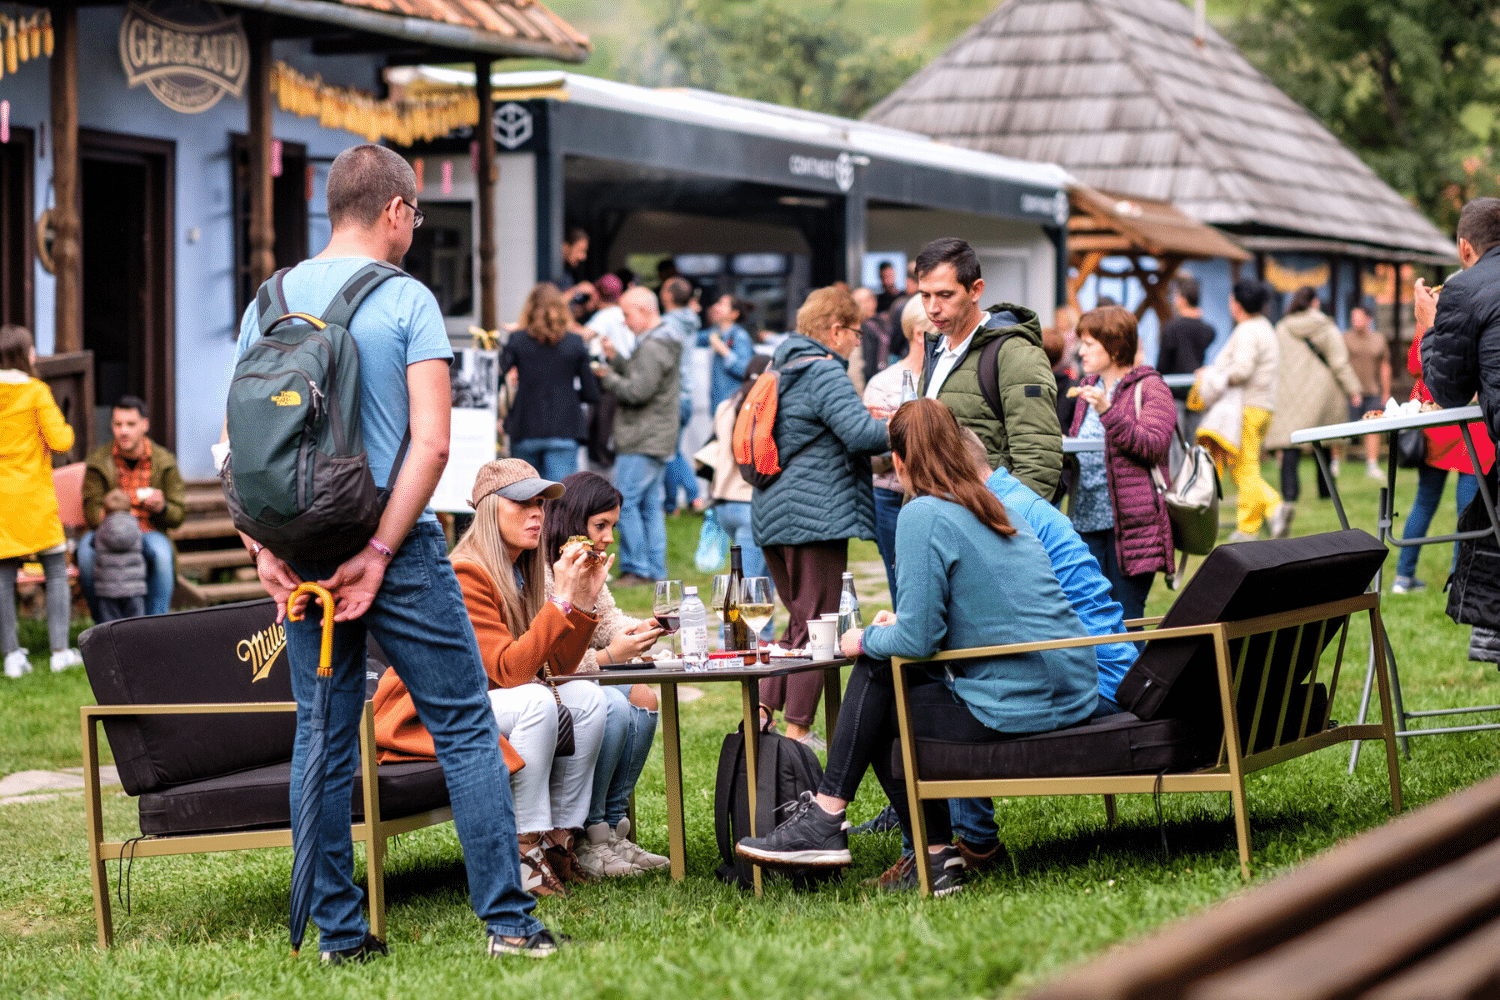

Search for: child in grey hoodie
xmin=94 ymin=491 xmax=147 ymax=622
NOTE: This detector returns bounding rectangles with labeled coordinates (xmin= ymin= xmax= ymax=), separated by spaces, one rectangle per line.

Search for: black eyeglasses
xmin=399 ymin=198 xmax=425 ymax=229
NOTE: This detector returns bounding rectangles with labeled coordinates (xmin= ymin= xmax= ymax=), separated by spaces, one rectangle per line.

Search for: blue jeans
xmin=713 ymin=501 xmax=776 ymax=641
xmin=588 ymin=683 xmax=658 ymax=827
xmin=285 ymin=521 xmax=540 ymax=950
xmin=615 ymin=454 xmax=668 ymax=580
xmin=78 ymin=528 xmax=176 ymax=618
xmin=663 ymin=396 xmax=700 ymax=512
xmin=873 ymin=486 xmax=903 ymax=605
xmin=1396 ymin=465 xmax=1479 ymax=578
xmin=510 ymin=437 xmax=580 ymax=483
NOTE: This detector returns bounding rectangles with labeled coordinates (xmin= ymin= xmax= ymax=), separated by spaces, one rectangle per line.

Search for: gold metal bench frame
xmin=892 ymin=593 xmax=1402 ymax=895
xmin=82 ymin=700 xmax=453 ymax=947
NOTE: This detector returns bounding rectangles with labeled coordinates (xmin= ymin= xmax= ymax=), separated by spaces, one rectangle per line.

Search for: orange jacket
xmin=372 ymin=556 xmax=598 ymax=771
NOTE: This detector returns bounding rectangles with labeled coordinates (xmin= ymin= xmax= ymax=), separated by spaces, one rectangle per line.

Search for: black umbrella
xmin=287 ymin=582 xmax=336 ymax=955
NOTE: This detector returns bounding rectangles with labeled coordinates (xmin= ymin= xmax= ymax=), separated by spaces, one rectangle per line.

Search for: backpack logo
xmin=271 ymin=389 xmax=301 ymax=407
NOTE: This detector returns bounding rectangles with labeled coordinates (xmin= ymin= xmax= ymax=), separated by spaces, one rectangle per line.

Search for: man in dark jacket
xmin=914 ymin=238 xmax=1063 ymax=499
xmin=596 ymin=286 xmax=682 ymax=585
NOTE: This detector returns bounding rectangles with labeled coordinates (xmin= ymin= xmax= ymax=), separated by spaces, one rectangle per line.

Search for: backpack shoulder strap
xmin=977 ymin=331 xmax=1019 ymax=422
xmin=254 ymin=268 xmax=293 ymax=337
xmin=320 ymin=261 xmax=405 ymax=330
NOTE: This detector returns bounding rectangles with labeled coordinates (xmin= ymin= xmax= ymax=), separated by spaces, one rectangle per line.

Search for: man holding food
xmin=79 ymin=395 xmax=186 ymax=618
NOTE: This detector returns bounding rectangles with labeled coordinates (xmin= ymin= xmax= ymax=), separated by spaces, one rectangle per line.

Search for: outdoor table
xmin=1062 ymin=437 xmax=1103 ymax=453
xmin=1290 ymin=404 xmax=1500 ymax=768
xmin=583 ymin=655 xmax=852 ymax=894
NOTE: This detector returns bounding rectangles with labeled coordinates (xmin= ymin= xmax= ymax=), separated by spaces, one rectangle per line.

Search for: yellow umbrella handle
xmin=287 ymin=582 xmax=336 ymax=678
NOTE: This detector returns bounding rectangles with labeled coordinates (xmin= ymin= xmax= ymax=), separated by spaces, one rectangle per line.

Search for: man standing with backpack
xmin=915 ymin=237 xmax=1063 ymax=500
xmin=227 ymin=145 xmax=557 ymax=963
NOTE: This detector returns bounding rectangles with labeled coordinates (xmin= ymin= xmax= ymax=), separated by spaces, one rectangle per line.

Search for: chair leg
xmin=359 ymin=705 xmax=387 ymax=940
xmin=890 ymin=659 xmax=933 ymax=897
xmin=1230 ymin=782 xmax=1253 ymax=881
xmin=1370 ymin=608 xmax=1403 ymax=816
xmin=82 ymin=712 xmax=114 ymax=947
xmin=1103 ymin=794 xmax=1118 ymax=827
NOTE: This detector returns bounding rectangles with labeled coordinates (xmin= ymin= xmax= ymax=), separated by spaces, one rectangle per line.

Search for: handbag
xmin=695 ymin=506 xmax=730 ymax=572
xmin=1138 ymin=382 xmax=1222 ymax=559
xmin=1396 ymin=427 xmax=1427 ymax=469
xmin=538 ymin=663 xmax=576 ymax=758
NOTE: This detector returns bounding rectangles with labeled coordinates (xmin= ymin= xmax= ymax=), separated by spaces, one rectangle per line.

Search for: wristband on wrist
xmin=247 ymin=541 xmax=264 ymax=559
xmin=549 ymin=596 xmax=573 ymax=616
xmin=368 ymin=537 xmax=394 ymax=559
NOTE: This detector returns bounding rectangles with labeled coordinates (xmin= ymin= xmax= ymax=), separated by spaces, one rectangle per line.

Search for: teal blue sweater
xmin=861 ymin=495 xmax=1098 ymax=734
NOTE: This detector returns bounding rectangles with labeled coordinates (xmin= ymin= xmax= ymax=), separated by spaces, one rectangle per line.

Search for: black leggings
xmin=818 ymin=656 xmax=1018 ymax=845
xmin=1280 ymin=446 xmax=1332 ymax=503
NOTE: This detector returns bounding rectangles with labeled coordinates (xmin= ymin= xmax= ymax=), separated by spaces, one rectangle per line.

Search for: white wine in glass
xmin=739 ymin=577 xmax=773 ymax=651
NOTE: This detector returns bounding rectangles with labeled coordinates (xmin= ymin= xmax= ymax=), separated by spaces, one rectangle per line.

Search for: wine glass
xmin=653 ymin=580 xmax=683 ymax=658
xmin=739 ymin=577 xmax=774 ymax=658
xmin=709 ymin=574 xmax=732 ymax=651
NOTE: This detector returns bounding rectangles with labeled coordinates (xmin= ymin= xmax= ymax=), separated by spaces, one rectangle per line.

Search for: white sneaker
xmin=577 ymin=822 xmax=642 ymax=877
xmin=1329 ymin=457 xmax=1341 ymax=478
xmin=1366 ymin=462 xmax=1384 ymax=481
xmin=4 ymin=649 xmax=30 ymax=679
xmin=612 ymin=818 xmax=670 ymax=871
xmin=50 ymin=648 xmax=83 ymax=672
xmin=1268 ymin=502 xmax=1295 ymax=539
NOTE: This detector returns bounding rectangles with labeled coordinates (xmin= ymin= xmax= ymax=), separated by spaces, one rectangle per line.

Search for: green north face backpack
xmin=222 ymin=262 xmax=408 ymax=564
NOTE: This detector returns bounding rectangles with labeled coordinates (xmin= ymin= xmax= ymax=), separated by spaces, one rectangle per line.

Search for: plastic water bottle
xmin=900 ymin=368 xmax=919 ymax=404
xmin=680 ymin=586 xmax=709 ymax=670
xmin=837 ymin=573 xmax=863 ymax=637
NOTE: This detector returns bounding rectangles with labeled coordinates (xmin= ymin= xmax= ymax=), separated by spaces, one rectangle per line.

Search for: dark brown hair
xmin=888 ymin=399 xmax=1015 ymax=538
xmin=0 ymin=325 xmax=36 ymax=377
xmin=543 ymin=471 xmax=623 ymax=564
xmin=1457 ymin=197 xmax=1500 ymax=257
xmin=1288 ymin=285 xmax=1319 ymax=314
xmin=326 ymin=145 xmax=416 ymax=229
xmin=1077 ymin=305 xmax=1137 ymax=367
xmin=520 ymin=283 xmax=570 ymax=346
xmin=914 ymin=236 xmax=981 ymax=289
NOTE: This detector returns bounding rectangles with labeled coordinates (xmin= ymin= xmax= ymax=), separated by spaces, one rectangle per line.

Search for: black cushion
xmin=1117 ymin=531 xmax=1387 ymax=727
xmin=898 ymin=713 xmax=1212 ymax=781
xmin=81 ymin=599 xmax=297 ymax=796
xmin=138 ymin=760 xmax=450 ymax=836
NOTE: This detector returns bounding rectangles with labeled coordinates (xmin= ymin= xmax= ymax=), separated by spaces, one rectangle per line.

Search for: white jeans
xmin=488 ymin=680 xmax=606 ymax=834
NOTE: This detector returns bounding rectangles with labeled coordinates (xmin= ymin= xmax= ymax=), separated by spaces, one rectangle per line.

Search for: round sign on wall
xmin=119 ymin=0 xmax=248 ymax=114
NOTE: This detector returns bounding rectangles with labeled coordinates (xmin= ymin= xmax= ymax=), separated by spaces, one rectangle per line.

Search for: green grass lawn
xmin=3 ymin=457 xmax=1498 ymax=998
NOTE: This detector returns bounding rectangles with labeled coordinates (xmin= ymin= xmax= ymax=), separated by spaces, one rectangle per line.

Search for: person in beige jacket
xmin=1266 ymin=287 xmax=1364 ymax=530
xmin=1196 ymin=279 xmax=1288 ymax=540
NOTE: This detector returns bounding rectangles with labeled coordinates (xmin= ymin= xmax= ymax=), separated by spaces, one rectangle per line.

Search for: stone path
xmin=0 ymin=766 xmax=119 ymax=806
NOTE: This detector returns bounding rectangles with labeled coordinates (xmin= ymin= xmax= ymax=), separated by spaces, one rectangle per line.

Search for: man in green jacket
xmin=595 ymin=286 xmax=682 ymax=585
xmin=914 ymin=238 xmax=1063 ymax=500
xmin=79 ymin=395 xmax=186 ymax=617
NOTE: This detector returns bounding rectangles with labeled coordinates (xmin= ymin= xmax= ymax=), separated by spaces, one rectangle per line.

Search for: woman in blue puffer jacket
xmin=752 ymin=286 xmax=889 ymax=743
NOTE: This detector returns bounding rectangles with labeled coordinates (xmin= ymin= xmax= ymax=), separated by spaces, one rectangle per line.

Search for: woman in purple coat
xmin=1068 ymin=306 xmax=1177 ymax=620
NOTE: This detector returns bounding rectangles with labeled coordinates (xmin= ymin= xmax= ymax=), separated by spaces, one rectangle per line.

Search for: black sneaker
xmin=320 ymin=932 xmax=388 ymax=965
xmin=735 ymin=791 xmax=852 ymax=868
xmin=885 ymin=844 xmax=966 ymax=896
xmin=487 ymin=928 xmax=564 ymax=959
xmin=851 ymin=804 xmax=901 ymax=835
xmin=955 ymin=838 xmax=1009 ymax=875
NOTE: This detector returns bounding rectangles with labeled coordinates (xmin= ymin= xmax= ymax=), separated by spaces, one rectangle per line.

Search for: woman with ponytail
xmin=735 ymin=399 xmax=1098 ymax=895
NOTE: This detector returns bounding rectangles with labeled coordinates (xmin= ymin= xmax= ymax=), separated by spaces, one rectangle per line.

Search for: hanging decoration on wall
xmin=1264 ymin=255 xmax=1331 ymax=293
xmin=119 ymin=1 xmax=247 ymax=113
xmin=0 ymin=10 xmax=54 ymax=83
xmin=271 ymin=62 xmax=478 ymax=146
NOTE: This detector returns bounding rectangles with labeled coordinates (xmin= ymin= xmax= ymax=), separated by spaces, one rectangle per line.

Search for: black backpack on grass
xmin=222 ymin=262 xmax=408 ymax=564
xmin=714 ymin=723 xmax=834 ymax=890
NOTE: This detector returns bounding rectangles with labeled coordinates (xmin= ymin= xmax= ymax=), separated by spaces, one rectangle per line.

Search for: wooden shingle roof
xmin=336 ymin=0 xmax=588 ymax=50
xmin=865 ymin=0 xmax=1454 ymax=261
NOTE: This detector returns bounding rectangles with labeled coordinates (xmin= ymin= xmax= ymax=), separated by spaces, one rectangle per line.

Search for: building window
xmin=231 ymin=136 xmax=310 ymax=318
xmin=0 ymin=127 xmax=34 ymax=329
xmin=404 ymin=202 xmax=473 ymax=317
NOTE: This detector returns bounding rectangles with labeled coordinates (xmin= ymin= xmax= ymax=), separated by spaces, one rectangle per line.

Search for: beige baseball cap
xmin=468 ymin=458 xmax=566 ymax=508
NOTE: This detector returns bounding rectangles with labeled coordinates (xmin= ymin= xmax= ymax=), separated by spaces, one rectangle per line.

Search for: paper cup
xmin=807 ymin=618 xmax=837 ymax=659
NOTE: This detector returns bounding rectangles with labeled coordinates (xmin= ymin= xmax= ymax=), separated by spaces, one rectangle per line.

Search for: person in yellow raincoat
xmin=0 ymin=325 xmax=77 ymax=677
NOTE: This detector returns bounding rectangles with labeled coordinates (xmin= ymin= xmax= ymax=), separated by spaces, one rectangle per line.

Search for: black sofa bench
xmin=80 ymin=598 xmax=453 ymax=947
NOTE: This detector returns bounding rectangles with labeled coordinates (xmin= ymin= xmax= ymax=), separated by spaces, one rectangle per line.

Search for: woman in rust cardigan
xmin=374 ymin=458 xmax=612 ymax=897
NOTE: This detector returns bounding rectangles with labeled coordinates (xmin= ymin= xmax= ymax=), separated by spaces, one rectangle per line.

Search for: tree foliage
xmin=650 ymin=0 xmax=925 ymax=119
xmin=1227 ymin=0 xmax=1500 ymax=230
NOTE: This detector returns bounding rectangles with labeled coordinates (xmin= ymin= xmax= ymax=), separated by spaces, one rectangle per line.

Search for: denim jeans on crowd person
xmin=588 ymin=683 xmax=658 ymax=827
xmin=77 ymin=528 xmax=176 ymax=618
xmin=1079 ymin=529 xmax=1153 ymax=623
xmin=285 ymin=521 xmax=541 ymax=951
xmin=615 ymin=453 xmax=668 ymax=581
xmin=509 ymin=437 xmax=580 ymax=484
xmin=663 ymin=396 xmax=701 ymax=513
xmin=872 ymin=486 xmax=903 ymax=605
xmin=713 ymin=500 xmax=776 ymax=641
xmin=1396 ymin=465 xmax=1479 ymax=579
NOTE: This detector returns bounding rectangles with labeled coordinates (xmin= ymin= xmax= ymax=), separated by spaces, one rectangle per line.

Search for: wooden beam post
xmin=49 ymin=0 xmax=81 ymax=354
xmin=246 ymin=18 xmax=275 ymax=289
xmin=1067 ymin=250 xmax=1104 ymax=311
xmin=475 ymin=59 xmax=497 ymax=333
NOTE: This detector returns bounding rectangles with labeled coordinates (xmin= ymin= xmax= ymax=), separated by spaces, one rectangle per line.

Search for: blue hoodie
xmin=986 ymin=467 xmax=1136 ymax=702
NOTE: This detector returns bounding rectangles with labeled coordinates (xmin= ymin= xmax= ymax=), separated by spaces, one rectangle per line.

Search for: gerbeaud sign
xmin=119 ymin=0 xmax=248 ymax=113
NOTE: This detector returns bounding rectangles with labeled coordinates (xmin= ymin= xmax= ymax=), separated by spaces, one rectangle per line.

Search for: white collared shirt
xmin=925 ymin=322 xmax=983 ymax=399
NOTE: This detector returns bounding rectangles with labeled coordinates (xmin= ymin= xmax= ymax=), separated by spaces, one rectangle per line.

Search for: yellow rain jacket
xmin=0 ymin=370 xmax=74 ymax=560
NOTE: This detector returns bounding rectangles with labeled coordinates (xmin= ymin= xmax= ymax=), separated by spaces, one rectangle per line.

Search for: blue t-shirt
xmin=234 ymin=257 xmax=453 ymax=525
xmin=986 ymin=467 xmax=1136 ymax=702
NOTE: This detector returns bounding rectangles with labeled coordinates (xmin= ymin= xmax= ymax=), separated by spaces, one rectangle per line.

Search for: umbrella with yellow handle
xmin=285 ymin=581 xmax=336 ymax=955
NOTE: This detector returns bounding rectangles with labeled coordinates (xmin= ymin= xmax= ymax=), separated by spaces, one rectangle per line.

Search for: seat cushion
xmin=897 ymin=712 xmax=1213 ymax=781
xmin=138 ymin=760 xmax=450 ymax=836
